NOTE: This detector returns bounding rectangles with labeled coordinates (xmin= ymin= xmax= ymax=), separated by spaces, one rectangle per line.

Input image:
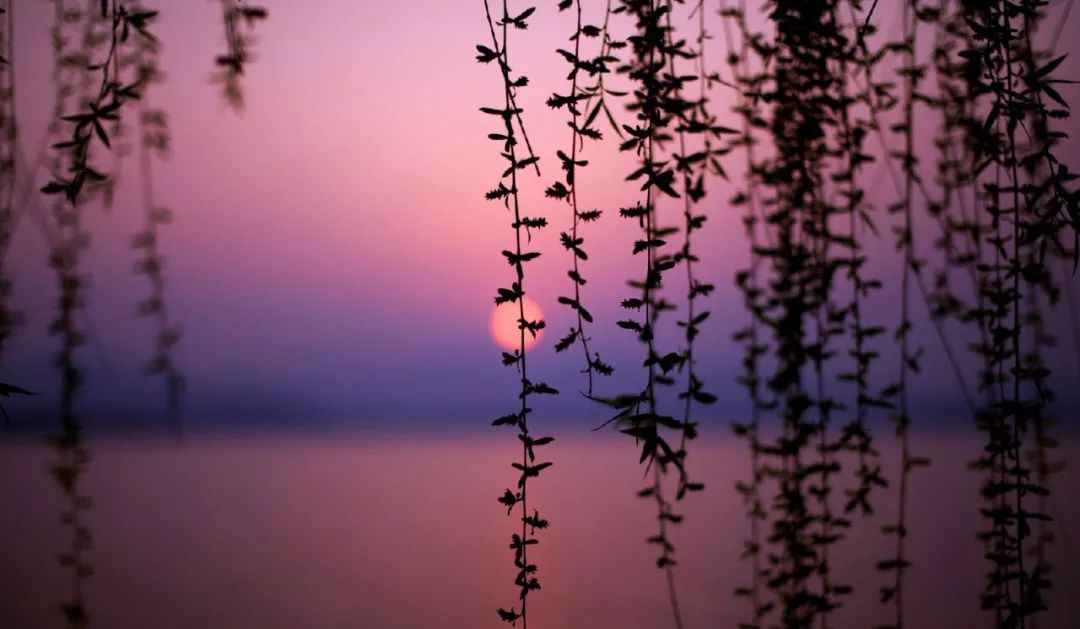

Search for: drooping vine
xmin=576 ymin=0 xmax=628 ymax=137
xmin=0 ymin=4 xmax=281 ymax=621
xmin=478 ymin=2 xmax=558 ymax=626
xmin=129 ymin=0 xmax=184 ymax=423
xmin=833 ymin=3 xmax=888 ymax=533
xmin=547 ymin=0 xmax=615 ymax=392
xmin=746 ymin=1 xmax=861 ymax=623
xmin=1021 ymin=267 xmax=1062 ymax=629
xmin=721 ymin=2 xmax=772 ymax=623
xmin=0 ymin=3 xmax=16 ymax=368
xmin=907 ymin=0 xmax=1079 ymax=624
xmin=956 ymin=1 xmax=1077 ymax=624
xmin=876 ymin=3 xmax=928 ymax=626
xmin=666 ymin=0 xmax=720 ymax=509
xmin=42 ymin=2 xmax=109 ymax=625
xmin=590 ymin=2 xmax=705 ymax=626
xmin=213 ymin=0 xmax=268 ymax=111
xmin=41 ymin=0 xmax=157 ymax=206
xmin=1015 ymin=6 xmax=1069 ymax=622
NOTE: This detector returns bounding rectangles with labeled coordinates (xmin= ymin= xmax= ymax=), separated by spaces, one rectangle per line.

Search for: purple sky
xmin=3 ymin=1 xmax=1079 ymax=430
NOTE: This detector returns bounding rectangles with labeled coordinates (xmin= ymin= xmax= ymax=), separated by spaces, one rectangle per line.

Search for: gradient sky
xmin=3 ymin=1 xmax=1079 ymax=430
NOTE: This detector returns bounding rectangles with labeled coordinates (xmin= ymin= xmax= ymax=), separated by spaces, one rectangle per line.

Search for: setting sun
xmin=489 ymin=297 xmax=544 ymax=352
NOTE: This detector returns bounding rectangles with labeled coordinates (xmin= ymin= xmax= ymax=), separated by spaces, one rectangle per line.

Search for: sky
xmin=3 ymin=0 xmax=1079 ymax=431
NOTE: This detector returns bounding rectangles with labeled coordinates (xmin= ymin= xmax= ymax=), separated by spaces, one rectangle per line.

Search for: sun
xmin=490 ymin=296 xmax=544 ymax=352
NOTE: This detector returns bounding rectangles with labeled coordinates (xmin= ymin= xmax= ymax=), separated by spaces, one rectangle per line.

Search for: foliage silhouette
xmin=128 ymin=3 xmax=183 ymax=426
xmin=213 ymin=0 xmax=267 ymax=112
xmin=0 ymin=0 xmax=269 ymax=416
xmin=1 ymin=1 xmax=269 ymax=625
xmin=469 ymin=1 xmax=1079 ymax=626
xmin=0 ymin=3 xmax=17 ymax=371
xmin=479 ymin=2 xmax=558 ymax=626
xmin=548 ymin=0 xmax=616 ymax=393
xmin=720 ymin=2 xmax=772 ymax=622
xmin=0 ymin=1 xmax=1077 ymax=628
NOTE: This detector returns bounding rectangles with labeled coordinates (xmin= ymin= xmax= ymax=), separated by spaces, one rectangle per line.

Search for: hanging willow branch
xmin=42 ymin=2 xmax=108 ymax=625
xmin=129 ymin=1 xmax=184 ymax=423
xmin=479 ymin=2 xmax=557 ymax=626
xmin=906 ymin=0 xmax=1080 ymax=624
xmin=833 ymin=3 xmax=887 ymax=531
xmin=955 ymin=1 xmax=1078 ymax=624
xmin=548 ymin=0 xmax=615 ymax=392
xmin=721 ymin=2 xmax=773 ymax=623
xmin=0 ymin=2 xmax=18 ymax=367
xmin=588 ymin=2 xmax=707 ymax=626
xmin=213 ymin=0 xmax=267 ymax=111
xmin=666 ymin=0 xmax=721 ymax=509
xmin=755 ymin=1 xmax=835 ymax=623
xmin=41 ymin=0 xmax=157 ymax=206
xmin=1015 ymin=7 xmax=1068 ymax=624
xmin=876 ymin=3 xmax=929 ymax=626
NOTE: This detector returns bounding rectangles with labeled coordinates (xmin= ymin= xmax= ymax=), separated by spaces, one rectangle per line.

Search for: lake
xmin=2 ymin=429 xmax=1078 ymax=628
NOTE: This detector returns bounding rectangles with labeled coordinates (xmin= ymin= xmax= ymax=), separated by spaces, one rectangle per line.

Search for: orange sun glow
xmin=490 ymin=297 xmax=544 ymax=352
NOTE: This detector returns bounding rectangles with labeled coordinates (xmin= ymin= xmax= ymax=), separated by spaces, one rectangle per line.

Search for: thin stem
xmin=482 ymin=2 xmax=549 ymax=625
xmin=1001 ymin=2 xmax=1026 ymax=621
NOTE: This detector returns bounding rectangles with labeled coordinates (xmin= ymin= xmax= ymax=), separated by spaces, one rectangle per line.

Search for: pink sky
xmin=3 ymin=1 xmax=1079 ymax=425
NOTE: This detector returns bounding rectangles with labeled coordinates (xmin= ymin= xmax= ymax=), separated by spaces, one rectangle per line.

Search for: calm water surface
xmin=1 ymin=430 xmax=1078 ymax=628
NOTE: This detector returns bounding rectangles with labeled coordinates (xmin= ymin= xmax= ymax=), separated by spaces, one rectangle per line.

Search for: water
xmin=1 ymin=430 xmax=1078 ymax=628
